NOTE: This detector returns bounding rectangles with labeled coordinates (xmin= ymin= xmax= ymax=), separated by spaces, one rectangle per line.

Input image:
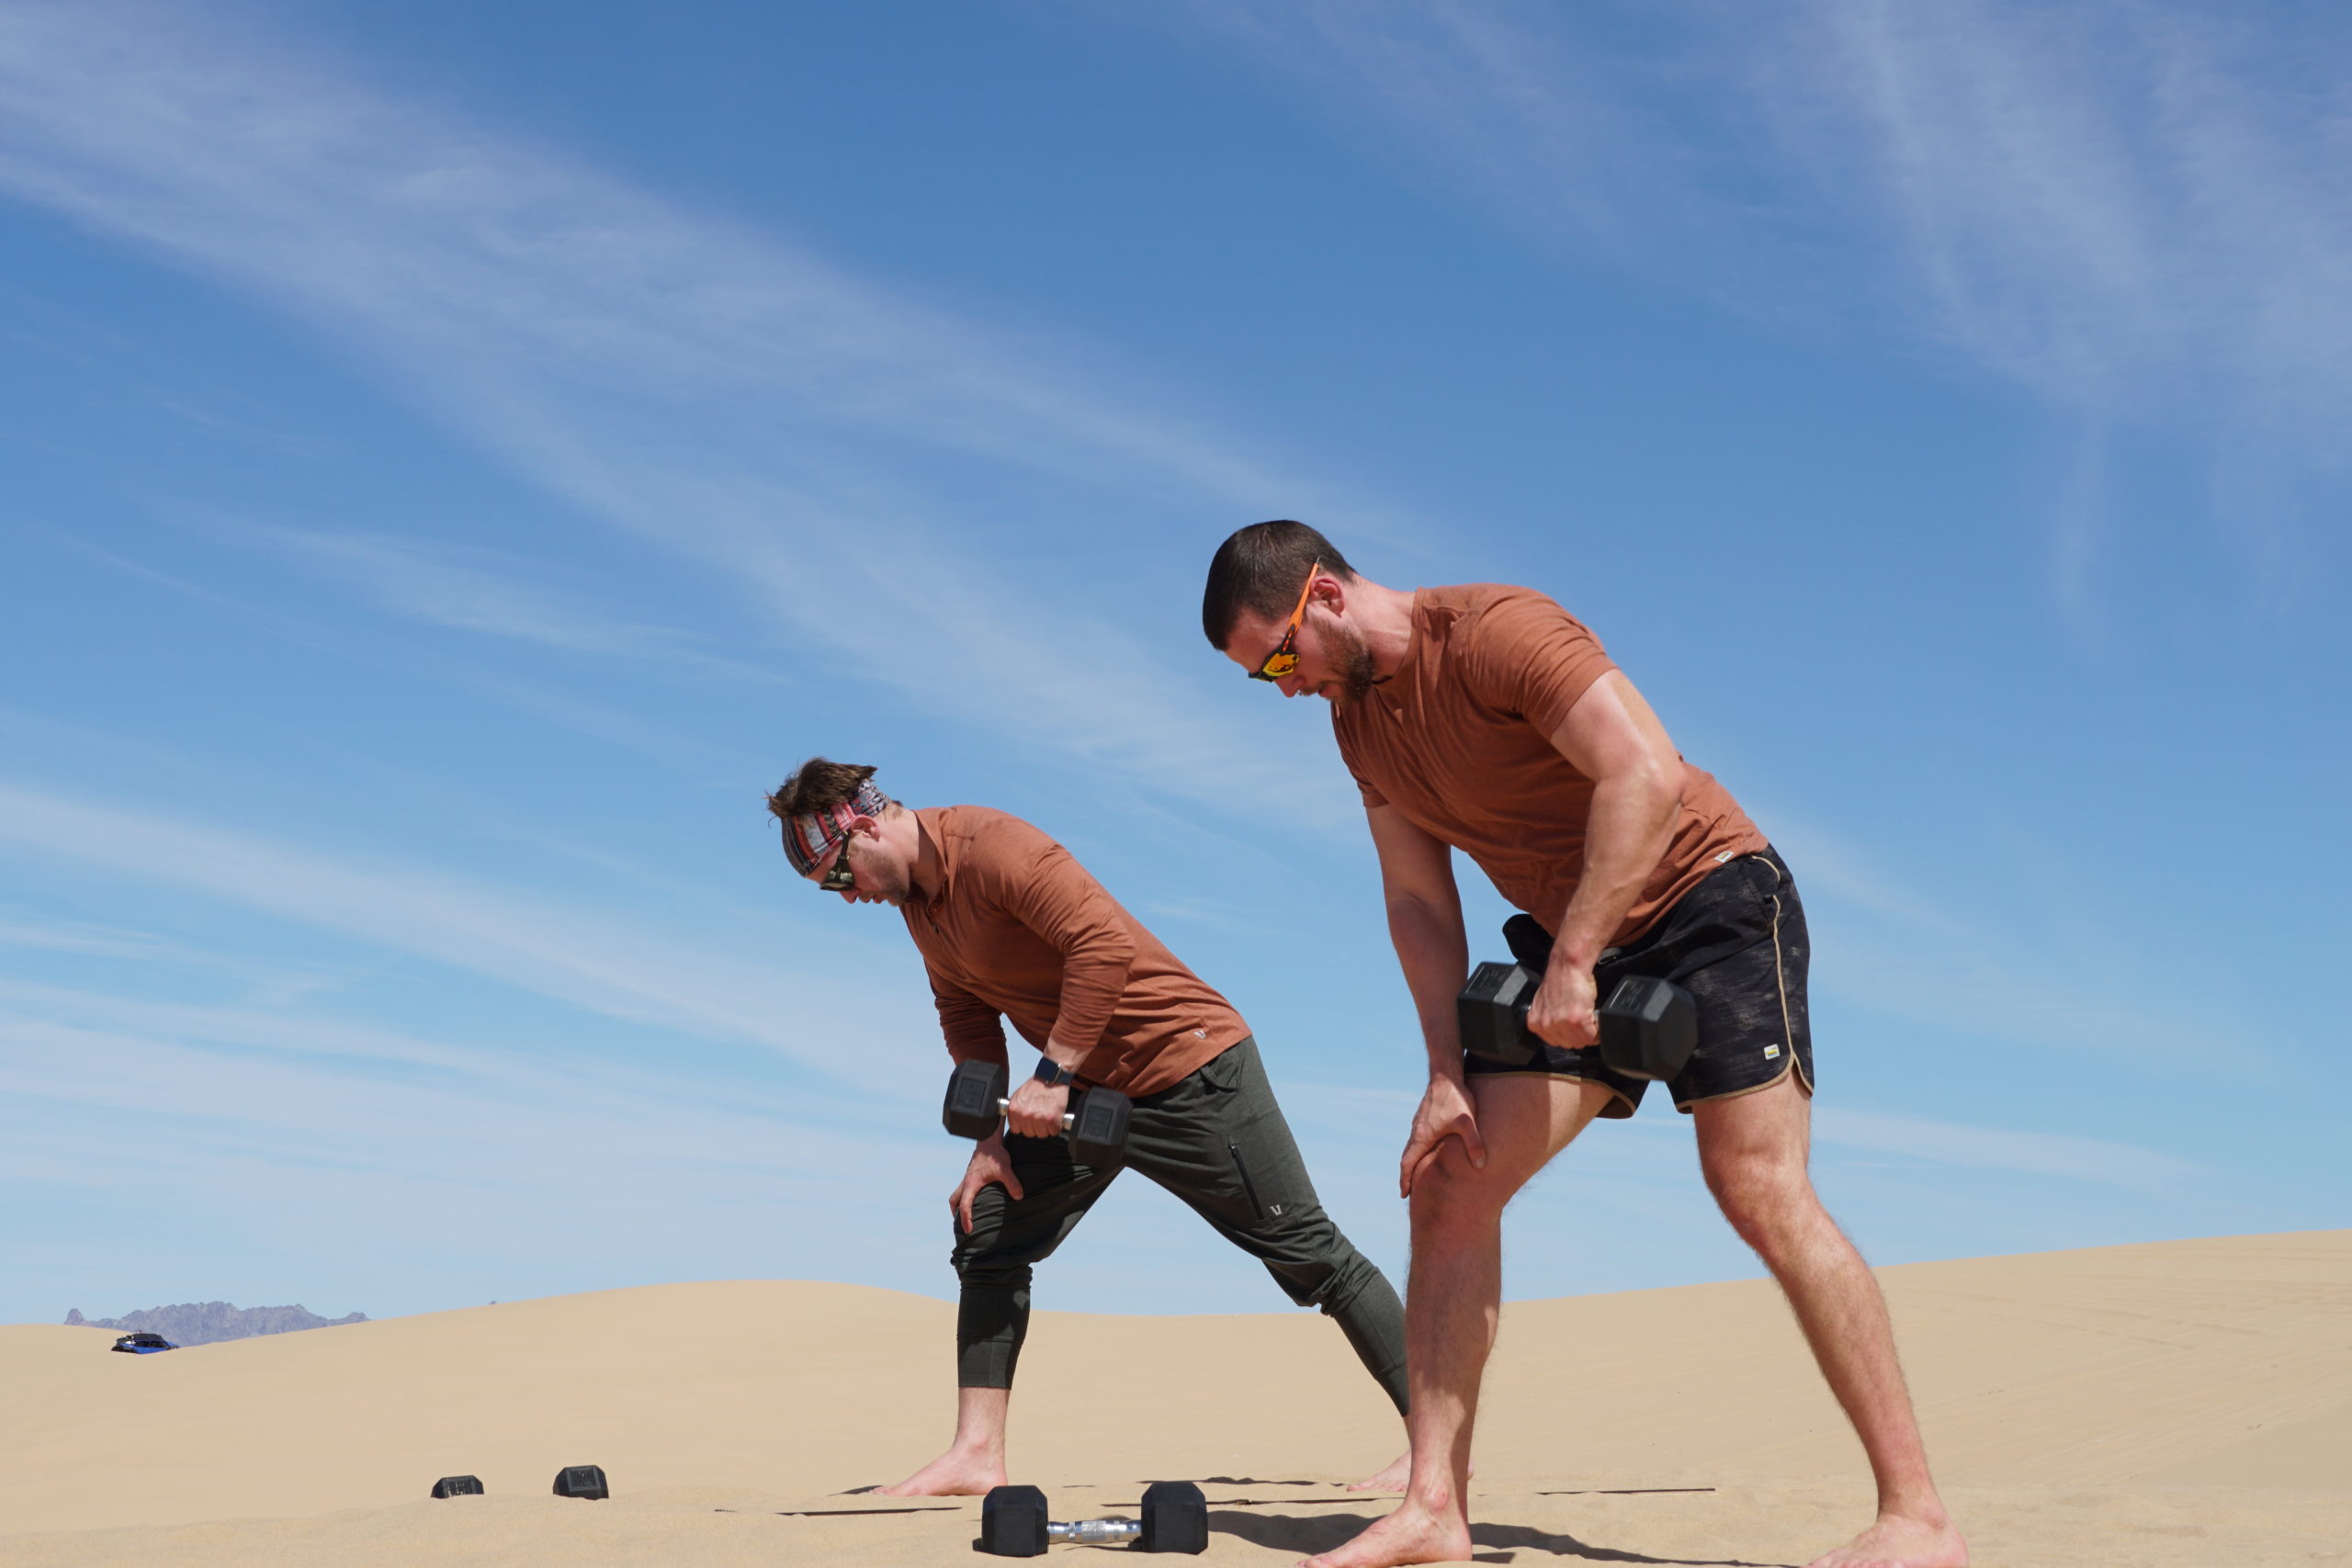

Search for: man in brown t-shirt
xmin=1200 ymin=524 xmax=1966 ymax=1568
xmin=766 ymin=758 xmax=1409 ymax=1495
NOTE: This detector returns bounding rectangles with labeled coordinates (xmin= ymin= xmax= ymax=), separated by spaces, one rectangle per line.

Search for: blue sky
xmin=1 ymin=0 xmax=2345 ymax=1326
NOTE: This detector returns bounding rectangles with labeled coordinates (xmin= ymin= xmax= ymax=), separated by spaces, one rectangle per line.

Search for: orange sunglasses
xmin=1249 ymin=560 xmax=1320 ymax=682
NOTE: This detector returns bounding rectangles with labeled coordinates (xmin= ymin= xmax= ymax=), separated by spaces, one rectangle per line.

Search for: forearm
xmin=1387 ymin=892 xmax=1471 ymax=1080
xmin=1038 ymin=1030 xmax=1094 ymax=1074
xmin=1553 ymin=763 xmax=1682 ymax=968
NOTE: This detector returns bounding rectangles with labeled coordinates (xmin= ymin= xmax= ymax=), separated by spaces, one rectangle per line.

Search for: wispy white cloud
xmin=37 ymin=526 xmax=773 ymax=773
xmin=1143 ymin=0 xmax=2352 ymax=604
xmin=0 ymin=778 xmax=937 ymax=1091
xmin=1136 ymin=0 xmax=1657 ymax=250
xmin=0 ymin=908 xmax=349 ymax=1004
xmin=1815 ymin=1106 xmax=2202 ymax=1190
xmin=0 ymin=912 xmax=175 ymax=961
xmin=0 ymin=0 xmax=1364 ymax=818
xmin=1761 ymin=2 xmax=2352 ymax=439
xmin=1763 ymin=811 xmax=2251 ymax=1070
xmin=0 ymin=989 xmax=963 ymax=1318
xmin=205 ymin=520 xmax=696 ymax=658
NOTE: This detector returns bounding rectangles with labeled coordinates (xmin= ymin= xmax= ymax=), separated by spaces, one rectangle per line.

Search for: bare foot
xmin=876 ymin=1448 xmax=1006 ymax=1496
xmin=1347 ymin=1450 xmax=1412 ymax=1493
xmin=1299 ymin=1495 xmax=1475 ymax=1568
xmin=1807 ymin=1510 xmax=1969 ymax=1568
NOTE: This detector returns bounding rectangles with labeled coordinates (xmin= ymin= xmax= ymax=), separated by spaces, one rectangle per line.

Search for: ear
xmin=1307 ymin=572 xmax=1347 ymax=616
xmin=846 ymin=814 xmax=883 ymax=839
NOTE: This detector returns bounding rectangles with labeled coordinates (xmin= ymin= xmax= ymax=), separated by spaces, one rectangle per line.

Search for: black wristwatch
xmin=1032 ymin=1056 xmax=1080 ymax=1088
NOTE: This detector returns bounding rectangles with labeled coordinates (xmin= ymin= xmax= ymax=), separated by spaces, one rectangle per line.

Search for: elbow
xmin=1384 ymin=888 xmax=1455 ymax=931
xmin=1625 ymin=751 xmax=1684 ymax=818
xmin=1070 ymin=929 xmax=1136 ymax=981
xmin=1652 ymin=756 xmax=1688 ymax=817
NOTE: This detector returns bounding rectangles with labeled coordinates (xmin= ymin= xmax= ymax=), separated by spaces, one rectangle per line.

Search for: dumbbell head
xmin=980 ymin=1483 xmax=1050 ymax=1556
xmin=551 ymin=1463 xmax=609 ymax=1500
xmin=1138 ymin=1480 xmax=1209 ymax=1553
xmin=944 ymin=1060 xmax=1012 ymax=1141
xmin=1067 ymin=1087 xmax=1131 ymax=1165
xmin=1457 ymin=962 xmax=1542 ymax=1065
xmin=429 ymin=1474 xmax=483 ymax=1498
xmin=1596 ymin=976 xmax=1698 ymax=1080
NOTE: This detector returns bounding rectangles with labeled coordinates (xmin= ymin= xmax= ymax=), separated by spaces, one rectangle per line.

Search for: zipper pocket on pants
xmin=1228 ymin=1141 xmax=1268 ymax=1221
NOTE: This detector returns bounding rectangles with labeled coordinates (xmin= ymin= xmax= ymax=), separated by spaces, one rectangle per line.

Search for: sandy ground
xmin=3 ymin=1229 xmax=2345 ymax=1565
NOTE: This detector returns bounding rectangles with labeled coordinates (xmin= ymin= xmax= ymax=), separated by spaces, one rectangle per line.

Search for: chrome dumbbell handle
xmin=1047 ymin=1517 xmax=1140 ymax=1545
xmin=989 ymin=1097 xmax=1079 ymax=1131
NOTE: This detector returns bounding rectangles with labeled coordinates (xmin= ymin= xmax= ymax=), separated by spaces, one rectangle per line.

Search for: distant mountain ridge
xmin=64 ymin=1302 xmax=367 ymax=1346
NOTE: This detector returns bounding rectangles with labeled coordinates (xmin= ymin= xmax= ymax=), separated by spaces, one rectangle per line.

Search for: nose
xmin=836 ymin=888 xmax=856 ymax=904
xmin=1277 ymin=674 xmax=1305 ymax=698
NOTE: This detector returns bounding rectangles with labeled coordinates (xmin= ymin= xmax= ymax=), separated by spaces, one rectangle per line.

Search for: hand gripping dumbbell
xmin=943 ymin=1060 xmax=1132 ymax=1165
xmin=979 ymin=1481 xmax=1209 ymax=1556
xmin=1456 ymin=962 xmax=1699 ymax=1080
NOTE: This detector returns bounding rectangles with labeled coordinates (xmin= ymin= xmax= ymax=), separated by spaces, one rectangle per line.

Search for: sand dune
xmin=5 ymin=1230 xmax=2346 ymax=1564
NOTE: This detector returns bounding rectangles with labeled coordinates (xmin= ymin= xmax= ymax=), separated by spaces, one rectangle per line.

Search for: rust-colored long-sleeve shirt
xmin=900 ymin=806 xmax=1244 ymax=1098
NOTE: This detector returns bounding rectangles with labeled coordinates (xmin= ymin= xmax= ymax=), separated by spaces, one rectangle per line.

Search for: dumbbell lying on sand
xmin=980 ymin=1481 xmax=1208 ymax=1556
xmin=1457 ymin=963 xmax=1699 ymax=1080
xmin=942 ymin=1061 xmax=1132 ymax=1164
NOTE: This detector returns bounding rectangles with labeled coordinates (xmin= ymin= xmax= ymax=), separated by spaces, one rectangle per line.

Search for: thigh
xmin=1413 ymin=1072 xmax=1616 ymax=1213
xmin=953 ymin=1133 xmax=1120 ymax=1272
xmin=1468 ymin=1072 xmax=1616 ymax=1179
xmin=1691 ymin=1069 xmax=1812 ymax=1187
xmin=1121 ymin=1040 xmax=1317 ymax=1235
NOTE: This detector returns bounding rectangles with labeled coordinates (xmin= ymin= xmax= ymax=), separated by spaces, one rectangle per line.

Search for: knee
xmin=1295 ymin=1242 xmax=1385 ymax=1309
xmin=955 ymin=1258 xmax=1032 ymax=1293
xmin=1704 ymin=1157 xmax=1819 ymax=1258
xmin=1409 ymin=1161 xmax=1511 ymax=1236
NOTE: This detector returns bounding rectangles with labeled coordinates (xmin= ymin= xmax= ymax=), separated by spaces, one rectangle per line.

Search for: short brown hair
xmin=1201 ymin=520 xmax=1357 ymax=649
xmin=765 ymin=758 xmax=886 ymax=825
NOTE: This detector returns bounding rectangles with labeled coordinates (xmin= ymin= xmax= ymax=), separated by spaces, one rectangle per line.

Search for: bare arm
xmin=1366 ymin=802 xmax=1487 ymax=1193
xmin=1526 ymin=670 xmax=1687 ymax=1046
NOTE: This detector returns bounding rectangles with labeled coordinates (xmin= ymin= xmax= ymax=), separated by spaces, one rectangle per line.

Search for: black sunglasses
xmin=819 ymin=835 xmax=858 ymax=893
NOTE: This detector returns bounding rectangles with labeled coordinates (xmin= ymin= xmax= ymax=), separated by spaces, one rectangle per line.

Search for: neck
xmin=1351 ymin=579 xmax=1420 ymax=681
xmin=907 ymin=812 xmax=944 ymax=899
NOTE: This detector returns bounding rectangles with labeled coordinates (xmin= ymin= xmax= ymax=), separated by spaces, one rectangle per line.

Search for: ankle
xmin=1406 ymin=1475 xmax=1464 ymax=1517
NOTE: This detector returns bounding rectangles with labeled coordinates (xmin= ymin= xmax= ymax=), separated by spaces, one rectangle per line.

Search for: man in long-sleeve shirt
xmin=767 ymin=757 xmax=1410 ymax=1496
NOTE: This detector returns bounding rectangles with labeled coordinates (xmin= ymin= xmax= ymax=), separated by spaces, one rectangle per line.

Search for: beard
xmin=1321 ymin=616 xmax=1378 ymax=706
xmin=841 ymin=837 xmax=912 ymax=906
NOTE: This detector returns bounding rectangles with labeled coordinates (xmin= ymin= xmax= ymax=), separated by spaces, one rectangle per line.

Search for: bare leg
xmin=878 ymin=1386 xmax=1011 ymax=1496
xmin=1695 ymin=1077 xmax=1967 ymax=1568
xmin=1303 ymin=1076 xmax=1613 ymax=1568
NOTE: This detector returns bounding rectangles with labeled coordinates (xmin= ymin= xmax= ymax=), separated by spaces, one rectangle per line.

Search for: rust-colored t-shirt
xmin=900 ymin=806 xmax=1246 ymax=1097
xmin=1332 ymin=584 xmax=1768 ymax=948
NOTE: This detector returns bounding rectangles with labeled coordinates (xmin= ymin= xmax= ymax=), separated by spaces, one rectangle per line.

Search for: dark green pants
xmin=953 ymin=1037 xmax=1408 ymax=1415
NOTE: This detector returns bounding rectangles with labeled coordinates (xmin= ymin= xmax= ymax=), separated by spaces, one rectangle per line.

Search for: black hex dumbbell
xmin=1457 ymin=963 xmax=1698 ymax=1080
xmin=943 ymin=1061 xmax=1131 ymax=1165
xmin=551 ymin=1463 xmax=609 ymax=1500
xmin=978 ymin=1481 xmax=1208 ymax=1556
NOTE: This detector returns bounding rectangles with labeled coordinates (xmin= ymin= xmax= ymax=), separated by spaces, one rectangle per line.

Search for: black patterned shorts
xmin=1463 ymin=846 xmax=1814 ymax=1118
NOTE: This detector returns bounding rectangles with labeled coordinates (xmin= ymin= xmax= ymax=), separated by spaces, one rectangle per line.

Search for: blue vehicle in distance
xmin=110 ymin=1332 xmax=175 ymax=1354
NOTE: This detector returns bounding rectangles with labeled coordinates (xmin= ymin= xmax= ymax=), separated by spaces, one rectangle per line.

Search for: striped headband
xmin=780 ymin=780 xmax=892 ymax=875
